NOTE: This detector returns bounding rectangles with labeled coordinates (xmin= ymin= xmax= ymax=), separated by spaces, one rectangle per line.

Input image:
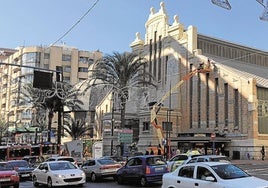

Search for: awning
xmin=171 ymin=136 xmax=231 ymax=143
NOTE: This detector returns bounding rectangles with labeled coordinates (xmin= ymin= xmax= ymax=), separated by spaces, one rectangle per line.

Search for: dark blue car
xmin=7 ymin=160 xmax=35 ymax=180
xmin=116 ymin=155 xmax=168 ymax=186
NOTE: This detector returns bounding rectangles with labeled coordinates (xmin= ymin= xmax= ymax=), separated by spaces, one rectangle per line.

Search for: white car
xmin=46 ymin=156 xmax=79 ymax=166
xmin=162 ymin=162 xmax=268 ymax=188
xmin=32 ymin=161 xmax=86 ymax=187
xmin=167 ymin=154 xmax=202 ymax=172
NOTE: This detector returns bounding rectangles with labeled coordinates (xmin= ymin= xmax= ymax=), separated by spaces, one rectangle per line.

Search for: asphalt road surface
xmin=19 ymin=163 xmax=268 ymax=188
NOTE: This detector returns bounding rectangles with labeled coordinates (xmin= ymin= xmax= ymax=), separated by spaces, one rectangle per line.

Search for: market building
xmin=129 ymin=2 xmax=268 ymax=159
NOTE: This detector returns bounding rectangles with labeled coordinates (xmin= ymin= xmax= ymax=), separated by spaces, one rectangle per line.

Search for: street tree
xmin=81 ymin=51 xmax=155 ymax=128
xmin=63 ymin=114 xmax=91 ymax=140
xmin=0 ymin=119 xmax=8 ymax=146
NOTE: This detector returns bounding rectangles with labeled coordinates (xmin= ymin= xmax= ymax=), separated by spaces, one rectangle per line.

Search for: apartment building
xmin=128 ymin=2 xmax=268 ymax=159
xmin=0 ymin=45 xmax=102 ymax=143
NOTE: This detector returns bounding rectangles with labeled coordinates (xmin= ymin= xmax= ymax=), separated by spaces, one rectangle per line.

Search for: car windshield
xmin=212 ymin=164 xmax=250 ymax=179
xmin=8 ymin=161 xmax=29 ymax=167
xmin=170 ymin=155 xmax=188 ymax=161
xmin=49 ymin=162 xmax=77 ymax=171
xmin=146 ymin=156 xmax=166 ymax=166
xmin=210 ymin=157 xmax=230 ymax=162
xmin=58 ymin=158 xmax=75 ymax=162
xmin=98 ymin=159 xmax=116 ymax=165
xmin=0 ymin=163 xmax=13 ymax=171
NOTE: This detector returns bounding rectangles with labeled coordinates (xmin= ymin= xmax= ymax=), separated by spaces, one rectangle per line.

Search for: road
xmin=20 ymin=178 xmax=162 ymax=188
xmin=20 ymin=163 xmax=268 ymax=188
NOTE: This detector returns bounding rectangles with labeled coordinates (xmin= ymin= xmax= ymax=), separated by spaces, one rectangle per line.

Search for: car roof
xmin=129 ymin=155 xmax=162 ymax=159
xmin=195 ymin=155 xmax=227 ymax=158
xmin=8 ymin=160 xmax=27 ymax=163
xmin=183 ymin=161 xmax=230 ymax=167
xmin=44 ymin=161 xmax=71 ymax=164
xmin=48 ymin=156 xmax=74 ymax=159
xmin=192 ymin=155 xmax=230 ymax=160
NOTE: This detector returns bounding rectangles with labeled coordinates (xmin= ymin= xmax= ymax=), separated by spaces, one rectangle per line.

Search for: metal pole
xmin=166 ymin=81 xmax=172 ymax=160
xmin=0 ymin=62 xmax=60 ymax=73
xmin=111 ymin=90 xmax=114 ymax=156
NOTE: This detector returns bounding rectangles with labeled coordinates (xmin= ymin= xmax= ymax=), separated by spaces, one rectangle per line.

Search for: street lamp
xmin=257 ymin=0 xmax=268 ymax=21
xmin=211 ymin=0 xmax=231 ymax=10
xmin=111 ymin=90 xmax=115 ymax=156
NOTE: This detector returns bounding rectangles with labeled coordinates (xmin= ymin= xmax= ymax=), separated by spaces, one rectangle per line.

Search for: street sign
xmin=118 ymin=129 xmax=133 ymax=143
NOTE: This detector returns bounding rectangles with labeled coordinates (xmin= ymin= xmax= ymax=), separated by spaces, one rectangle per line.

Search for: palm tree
xmin=63 ymin=114 xmax=91 ymax=140
xmin=82 ymin=51 xmax=155 ymax=128
xmin=0 ymin=119 xmax=8 ymax=146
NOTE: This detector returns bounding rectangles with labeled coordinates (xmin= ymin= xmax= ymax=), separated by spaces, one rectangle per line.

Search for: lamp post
xmin=111 ymin=90 xmax=115 ymax=156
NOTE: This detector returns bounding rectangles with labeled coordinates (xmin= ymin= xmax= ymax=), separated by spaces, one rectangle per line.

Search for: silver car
xmin=81 ymin=158 xmax=122 ymax=182
xmin=32 ymin=161 xmax=86 ymax=187
xmin=185 ymin=155 xmax=231 ymax=164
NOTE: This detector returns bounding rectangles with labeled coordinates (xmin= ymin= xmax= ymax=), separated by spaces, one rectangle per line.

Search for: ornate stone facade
xmin=130 ymin=2 xmax=268 ymax=159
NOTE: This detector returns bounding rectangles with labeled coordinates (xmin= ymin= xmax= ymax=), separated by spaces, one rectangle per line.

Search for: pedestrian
xmin=157 ymin=146 xmax=162 ymax=155
xmin=247 ymin=152 xmax=250 ymax=160
xmin=171 ymin=149 xmax=176 ymax=157
xmin=150 ymin=149 xmax=154 ymax=155
xmin=145 ymin=150 xmax=149 ymax=155
xmin=261 ymin=146 xmax=265 ymax=160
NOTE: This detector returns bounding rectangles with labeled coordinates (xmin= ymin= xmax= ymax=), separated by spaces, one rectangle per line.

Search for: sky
xmin=1 ymin=0 xmax=268 ymax=55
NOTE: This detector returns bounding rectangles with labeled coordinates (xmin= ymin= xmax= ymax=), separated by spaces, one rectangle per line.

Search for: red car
xmin=0 ymin=162 xmax=20 ymax=188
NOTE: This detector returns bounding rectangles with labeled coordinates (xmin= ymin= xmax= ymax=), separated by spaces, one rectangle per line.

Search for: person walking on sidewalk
xmin=261 ymin=145 xmax=265 ymax=160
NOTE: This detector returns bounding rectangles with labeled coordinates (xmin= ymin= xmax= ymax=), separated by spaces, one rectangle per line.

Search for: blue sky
xmin=1 ymin=0 xmax=267 ymax=55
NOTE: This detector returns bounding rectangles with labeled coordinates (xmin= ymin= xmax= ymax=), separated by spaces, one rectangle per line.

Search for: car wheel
xmin=14 ymin=183 xmax=19 ymax=188
xmin=47 ymin=177 xmax=53 ymax=188
xmin=117 ymin=175 xmax=123 ymax=184
xmin=91 ymin=173 xmax=97 ymax=182
xmin=140 ymin=177 xmax=147 ymax=187
xmin=33 ymin=175 xmax=39 ymax=187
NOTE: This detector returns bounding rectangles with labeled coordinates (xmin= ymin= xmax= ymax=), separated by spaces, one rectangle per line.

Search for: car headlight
xmin=11 ymin=172 xmax=19 ymax=177
xmin=54 ymin=174 xmax=66 ymax=178
xmin=81 ymin=172 xmax=86 ymax=177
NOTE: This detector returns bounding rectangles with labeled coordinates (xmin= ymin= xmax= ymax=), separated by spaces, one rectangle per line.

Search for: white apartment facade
xmin=0 ymin=45 xmax=102 ymax=144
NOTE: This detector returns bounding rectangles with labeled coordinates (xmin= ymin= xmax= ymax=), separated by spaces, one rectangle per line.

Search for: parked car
xmin=162 ymin=162 xmax=268 ymax=188
xmin=46 ymin=156 xmax=78 ymax=166
xmin=100 ymin=155 xmax=127 ymax=166
xmin=167 ymin=154 xmax=202 ymax=172
xmin=0 ymin=162 xmax=20 ymax=188
xmin=32 ymin=161 xmax=86 ymax=187
xmin=116 ymin=155 xmax=169 ymax=187
xmin=81 ymin=158 xmax=122 ymax=182
xmin=184 ymin=155 xmax=231 ymax=164
xmin=22 ymin=156 xmax=43 ymax=167
xmin=7 ymin=160 xmax=35 ymax=180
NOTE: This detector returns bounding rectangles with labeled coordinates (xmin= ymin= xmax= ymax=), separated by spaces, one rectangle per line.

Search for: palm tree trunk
xmin=57 ymin=106 xmax=62 ymax=146
xmin=120 ymin=97 xmax=126 ymax=129
xmin=48 ymin=110 xmax=53 ymax=143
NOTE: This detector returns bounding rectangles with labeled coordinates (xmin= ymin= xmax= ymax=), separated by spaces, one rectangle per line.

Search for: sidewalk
xmin=232 ymin=159 xmax=268 ymax=165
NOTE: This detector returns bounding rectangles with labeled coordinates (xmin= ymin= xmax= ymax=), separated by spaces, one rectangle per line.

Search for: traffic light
xmin=56 ymin=71 xmax=62 ymax=82
xmin=33 ymin=70 xmax=53 ymax=89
